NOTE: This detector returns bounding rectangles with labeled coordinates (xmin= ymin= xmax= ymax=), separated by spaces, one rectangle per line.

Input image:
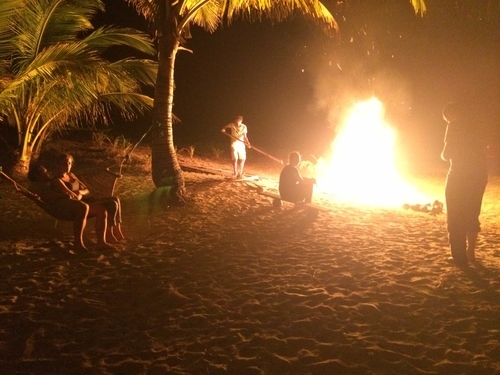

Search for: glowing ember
xmin=315 ymin=98 xmax=430 ymax=207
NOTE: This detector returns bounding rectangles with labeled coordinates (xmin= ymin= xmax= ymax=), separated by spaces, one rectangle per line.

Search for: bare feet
xmin=114 ymin=227 xmax=125 ymax=241
xmin=96 ymin=242 xmax=116 ymax=250
xmin=106 ymin=235 xmax=119 ymax=243
xmin=109 ymin=226 xmax=125 ymax=241
xmin=75 ymin=243 xmax=89 ymax=252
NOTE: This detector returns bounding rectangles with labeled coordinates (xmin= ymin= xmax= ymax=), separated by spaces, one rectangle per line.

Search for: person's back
xmin=279 ymin=164 xmax=301 ymax=202
xmin=445 ymin=117 xmax=488 ymax=176
xmin=279 ymin=152 xmax=314 ymax=203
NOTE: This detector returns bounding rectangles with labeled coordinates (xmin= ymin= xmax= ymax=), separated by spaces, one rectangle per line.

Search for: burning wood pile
xmin=403 ymin=200 xmax=444 ymax=215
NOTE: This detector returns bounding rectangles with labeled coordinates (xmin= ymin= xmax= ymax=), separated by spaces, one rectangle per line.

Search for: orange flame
xmin=315 ymin=98 xmax=430 ymax=207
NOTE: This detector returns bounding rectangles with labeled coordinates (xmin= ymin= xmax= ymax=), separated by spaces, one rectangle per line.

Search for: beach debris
xmin=403 ymin=200 xmax=444 ymax=215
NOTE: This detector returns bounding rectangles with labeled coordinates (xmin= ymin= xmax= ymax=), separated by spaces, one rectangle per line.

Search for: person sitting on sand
xmin=28 ymin=161 xmax=102 ymax=251
xmin=279 ymin=151 xmax=316 ymax=204
xmin=51 ymin=153 xmax=125 ymax=248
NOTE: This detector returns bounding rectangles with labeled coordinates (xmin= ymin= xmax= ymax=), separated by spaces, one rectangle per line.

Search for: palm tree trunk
xmin=150 ymin=22 xmax=186 ymax=204
xmin=10 ymin=138 xmax=32 ymax=180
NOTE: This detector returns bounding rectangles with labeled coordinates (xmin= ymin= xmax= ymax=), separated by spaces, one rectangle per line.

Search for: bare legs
xmin=73 ymin=203 xmax=89 ymax=251
xmin=108 ymin=223 xmax=125 ymax=242
xmin=232 ymin=159 xmax=238 ymax=177
xmin=445 ymin=174 xmax=486 ymax=266
xmin=106 ymin=224 xmax=125 ymax=243
xmin=71 ymin=201 xmax=120 ymax=251
xmin=232 ymin=159 xmax=245 ymax=178
xmin=238 ymin=159 xmax=245 ymax=178
xmin=101 ymin=197 xmax=125 ymax=243
xmin=88 ymin=204 xmax=115 ymax=250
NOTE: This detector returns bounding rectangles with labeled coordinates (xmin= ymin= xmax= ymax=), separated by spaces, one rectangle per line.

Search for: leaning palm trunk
xmin=150 ymin=23 xmax=186 ymax=203
xmin=10 ymin=159 xmax=30 ymax=181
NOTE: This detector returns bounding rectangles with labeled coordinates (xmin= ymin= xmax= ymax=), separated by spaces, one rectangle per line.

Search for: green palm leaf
xmin=85 ymin=26 xmax=157 ymax=56
xmin=0 ymin=0 xmax=158 ymax=173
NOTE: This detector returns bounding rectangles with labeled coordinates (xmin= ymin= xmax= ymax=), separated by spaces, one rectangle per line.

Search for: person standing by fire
xmin=441 ymin=101 xmax=488 ymax=266
xmin=221 ymin=115 xmax=251 ymax=179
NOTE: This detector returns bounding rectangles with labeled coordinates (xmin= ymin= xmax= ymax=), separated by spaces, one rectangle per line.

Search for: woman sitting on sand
xmin=28 ymin=161 xmax=109 ymax=251
xmin=51 ymin=153 xmax=125 ymax=246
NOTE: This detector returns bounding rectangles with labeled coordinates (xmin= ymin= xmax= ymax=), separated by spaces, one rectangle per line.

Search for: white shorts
xmin=231 ymin=142 xmax=246 ymax=161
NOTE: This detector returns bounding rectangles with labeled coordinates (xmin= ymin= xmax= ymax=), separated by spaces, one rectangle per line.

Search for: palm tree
xmin=0 ymin=0 xmax=158 ymax=176
xmin=125 ymin=0 xmax=427 ymax=204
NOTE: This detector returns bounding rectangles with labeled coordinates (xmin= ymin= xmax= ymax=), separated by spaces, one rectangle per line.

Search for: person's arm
xmin=71 ymin=173 xmax=90 ymax=196
xmin=221 ymin=123 xmax=231 ymax=133
xmin=303 ymin=176 xmax=316 ymax=184
xmin=295 ymin=167 xmax=316 ymax=185
xmin=244 ymin=134 xmax=251 ymax=148
xmin=299 ymin=176 xmax=316 ymax=185
xmin=52 ymin=178 xmax=81 ymax=200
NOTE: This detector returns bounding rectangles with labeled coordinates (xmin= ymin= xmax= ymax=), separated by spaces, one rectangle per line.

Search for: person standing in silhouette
xmin=441 ymin=101 xmax=488 ymax=265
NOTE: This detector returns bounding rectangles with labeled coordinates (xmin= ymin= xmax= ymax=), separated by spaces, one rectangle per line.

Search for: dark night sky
xmin=99 ymin=1 xmax=500 ymax=170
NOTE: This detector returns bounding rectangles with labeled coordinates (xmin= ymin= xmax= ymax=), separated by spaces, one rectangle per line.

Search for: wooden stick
xmin=0 ymin=171 xmax=41 ymax=200
xmin=0 ymin=170 xmax=22 ymax=188
xmin=222 ymin=132 xmax=283 ymax=165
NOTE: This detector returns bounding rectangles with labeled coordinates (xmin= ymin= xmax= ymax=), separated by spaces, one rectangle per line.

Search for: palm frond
xmin=12 ymin=27 xmax=156 ymax=82
xmin=10 ymin=0 xmax=103 ymax=74
xmin=99 ymin=92 xmax=154 ymax=117
xmin=0 ymin=0 xmax=25 ymax=63
xmin=2 ymin=40 xmax=157 ymax=111
xmin=0 ymin=0 xmax=158 ymax=168
xmin=0 ymin=0 xmax=24 ymax=22
xmin=0 ymin=0 xmax=24 ymax=35
xmin=11 ymin=40 xmax=99 ymax=83
xmin=128 ymin=0 xmax=339 ymax=35
xmin=84 ymin=26 xmax=157 ymax=56
xmin=223 ymin=0 xmax=339 ymax=33
xmin=108 ymin=59 xmax=158 ymax=87
xmin=180 ymin=0 xmax=223 ymax=33
xmin=410 ymin=0 xmax=427 ymax=16
xmin=11 ymin=0 xmax=103 ymax=60
xmin=125 ymin=0 xmax=157 ymax=23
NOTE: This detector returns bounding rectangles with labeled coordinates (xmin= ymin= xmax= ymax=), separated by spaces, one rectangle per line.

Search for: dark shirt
xmin=279 ymin=164 xmax=301 ymax=200
xmin=445 ymin=118 xmax=487 ymax=176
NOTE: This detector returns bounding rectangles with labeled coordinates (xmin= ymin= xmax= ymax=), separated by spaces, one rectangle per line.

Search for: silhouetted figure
xmin=279 ymin=151 xmax=315 ymax=204
xmin=441 ymin=101 xmax=488 ymax=266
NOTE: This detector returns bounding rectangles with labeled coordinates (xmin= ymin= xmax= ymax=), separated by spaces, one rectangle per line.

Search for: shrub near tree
xmin=0 ymin=0 xmax=158 ymax=177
